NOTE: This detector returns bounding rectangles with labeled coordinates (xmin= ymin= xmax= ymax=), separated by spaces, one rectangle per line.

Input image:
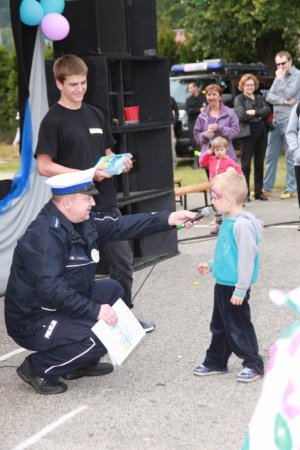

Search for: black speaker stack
xmin=48 ymin=0 xmax=178 ymax=269
xmin=53 ymin=0 xmax=157 ymax=58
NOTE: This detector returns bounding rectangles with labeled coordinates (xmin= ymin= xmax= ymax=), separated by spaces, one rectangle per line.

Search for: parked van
xmin=170 ymin=60 xmax=273 ymax=156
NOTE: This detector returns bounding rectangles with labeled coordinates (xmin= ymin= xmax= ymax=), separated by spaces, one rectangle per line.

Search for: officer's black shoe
xmin=62 ymin=362 xmax=114 ymax=380
xmin=17 ymin=357 xmax=68 ymax=395
xmin=138 ymin=319 xmax=155 ymax=333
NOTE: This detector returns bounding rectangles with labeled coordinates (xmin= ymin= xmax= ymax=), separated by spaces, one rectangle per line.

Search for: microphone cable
xmin=131 ymin=226 xmax=178 ymax=303
xmin=178 ymin=219 xmax=300 ymax=244
xmin=132 ymin=206 xmax=214 ymax=302
xmin=132 ymin=216 xmax=300 ymax=301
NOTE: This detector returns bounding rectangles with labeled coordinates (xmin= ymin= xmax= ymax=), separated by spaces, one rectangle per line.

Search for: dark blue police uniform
xmin=5 ymin=200 xmax=172 ymax=380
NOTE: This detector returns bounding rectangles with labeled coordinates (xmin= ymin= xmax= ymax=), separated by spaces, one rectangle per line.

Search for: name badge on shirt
xmin=89 ymin=128 xmax=103 ymax=134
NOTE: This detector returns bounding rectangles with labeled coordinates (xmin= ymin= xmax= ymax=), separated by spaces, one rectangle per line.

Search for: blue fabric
xmin=0 ymin=100 xmax=33 ymax=214
xmin=52 ymin=181 xmax=91 ymax=195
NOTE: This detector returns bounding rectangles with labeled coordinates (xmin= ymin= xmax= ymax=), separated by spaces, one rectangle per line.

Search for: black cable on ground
xmin=178 ymin=220 xmax=299 ymax=243
xmin=131 ymin=227 xmax=178 ymax=303
xmin=264 ymin=220 xmax=299 ymax=228
xmin=133 ymin=218 xmax=300 ymax=300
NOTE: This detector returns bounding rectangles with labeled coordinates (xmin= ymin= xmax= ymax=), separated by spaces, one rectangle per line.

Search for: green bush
xmin=0 ymin=46 xmax=18 ymax=141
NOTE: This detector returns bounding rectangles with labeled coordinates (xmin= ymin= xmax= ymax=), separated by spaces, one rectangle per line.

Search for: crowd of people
xmin=182 ymin=50 xmax=300 ymax=215
xmin=4 ymin=50 xmax=300 ymax=397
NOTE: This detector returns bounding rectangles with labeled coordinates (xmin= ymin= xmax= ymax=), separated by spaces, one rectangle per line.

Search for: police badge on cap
xmin=46 ymin=168 xmax=99 ymax=195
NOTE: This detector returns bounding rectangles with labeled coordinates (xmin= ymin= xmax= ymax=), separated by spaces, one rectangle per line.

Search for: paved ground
xmin=1 ymin=191 xmax=299 ymax=449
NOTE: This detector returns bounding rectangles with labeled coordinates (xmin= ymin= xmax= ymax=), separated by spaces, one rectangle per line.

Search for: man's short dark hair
xmin=189 ymin=81 xmax=199 ymax=88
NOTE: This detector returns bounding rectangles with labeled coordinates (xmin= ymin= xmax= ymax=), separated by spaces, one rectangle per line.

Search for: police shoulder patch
xmin=50 ymin=216 xmax=61 ymax=229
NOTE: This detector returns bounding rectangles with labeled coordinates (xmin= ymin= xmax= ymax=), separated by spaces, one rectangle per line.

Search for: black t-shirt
xmin=35 ymin=103 xmax=117 ymax=208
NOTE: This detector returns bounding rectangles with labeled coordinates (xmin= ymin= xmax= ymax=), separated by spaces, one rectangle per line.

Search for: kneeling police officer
xmin=5 ymin=168 xmax=196 ymax=395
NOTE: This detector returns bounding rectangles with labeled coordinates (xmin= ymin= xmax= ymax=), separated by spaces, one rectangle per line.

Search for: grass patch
xmin=0 ymin=143 xmax=289 ymax=191
xmin=0 ymin=143 xmax=20 ymax=173
xmin=0 ymin=144 xmax=20 ymax=161
xmin=0 ymin=161 xmax=20 ymax=172
xmin=174 ymin=155 xmax=287 ymax=191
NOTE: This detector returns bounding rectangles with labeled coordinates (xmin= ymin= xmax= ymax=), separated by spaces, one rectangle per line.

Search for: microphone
xmin=177 ymin=206 xmax=214 ymax=230
xmin=190 ymin=206 xmax=214 ymax=222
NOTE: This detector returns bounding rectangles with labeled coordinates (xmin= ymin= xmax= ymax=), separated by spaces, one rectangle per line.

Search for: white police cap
xmin=45 ymin=168 xmax=99 ymax=195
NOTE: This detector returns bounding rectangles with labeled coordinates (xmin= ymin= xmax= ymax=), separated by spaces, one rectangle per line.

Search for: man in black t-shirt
xmin=36 ymin=103 xmax=117 ymax=206
xmin=35 ymin=54 xmax=155 ymax=333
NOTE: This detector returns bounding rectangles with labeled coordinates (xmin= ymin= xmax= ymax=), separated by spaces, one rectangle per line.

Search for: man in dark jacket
xmin=5 ymin=169 xmax=196 ymax=395
xmin=185 ymin=81 xmax=206 ymax=168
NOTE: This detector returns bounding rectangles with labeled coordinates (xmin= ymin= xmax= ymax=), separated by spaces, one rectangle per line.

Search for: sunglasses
xmin=276 ymin=61 xmax=289 ymax=67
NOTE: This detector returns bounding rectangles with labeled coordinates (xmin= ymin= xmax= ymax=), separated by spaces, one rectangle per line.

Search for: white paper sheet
xmin=92 ymin=299 xmax=146 ymax=365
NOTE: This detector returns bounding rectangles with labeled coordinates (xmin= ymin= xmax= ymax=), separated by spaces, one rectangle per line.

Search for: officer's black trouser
xmin=14 ymin=279 xmax=123 ymax=380
xmin=203 ymin=284 xmax=264 ymax=374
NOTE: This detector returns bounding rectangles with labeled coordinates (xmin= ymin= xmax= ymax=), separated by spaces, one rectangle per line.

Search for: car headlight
xmin=178 ymin=109 xmax=188 ymax=129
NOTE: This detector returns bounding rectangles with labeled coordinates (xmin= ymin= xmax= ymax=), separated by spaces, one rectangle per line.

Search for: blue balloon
xmin=40 ymin=0 xmax=65 ymax=15
xmin=20 ymin=0 xmax=44 ymax=26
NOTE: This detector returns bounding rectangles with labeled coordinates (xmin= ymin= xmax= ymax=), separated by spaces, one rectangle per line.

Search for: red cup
xmin=124 ymin=106 xmax=140 ymax=123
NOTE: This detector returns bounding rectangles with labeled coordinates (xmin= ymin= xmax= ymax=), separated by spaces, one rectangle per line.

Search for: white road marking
xmin=13 ymin=406 xmax=88 ymax=450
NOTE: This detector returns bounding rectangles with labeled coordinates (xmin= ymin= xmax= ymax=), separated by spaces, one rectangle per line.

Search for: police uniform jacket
xmin=5 ymin=200 xmax=172 ymax=337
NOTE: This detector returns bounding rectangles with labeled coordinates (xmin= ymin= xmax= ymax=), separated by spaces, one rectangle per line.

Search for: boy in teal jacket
xmin=194 ymin=169 xmax=264 ymax=382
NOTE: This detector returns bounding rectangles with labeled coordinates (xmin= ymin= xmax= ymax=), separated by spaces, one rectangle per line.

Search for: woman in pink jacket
xmin=193 ymin=84 xmax=240 ymax=164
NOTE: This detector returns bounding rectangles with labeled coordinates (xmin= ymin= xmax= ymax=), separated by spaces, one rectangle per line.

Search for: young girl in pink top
xmin=200 ymin=136 xmax=242 ymax=234
xmin=199 ymin=136 xmax=242 ymax=180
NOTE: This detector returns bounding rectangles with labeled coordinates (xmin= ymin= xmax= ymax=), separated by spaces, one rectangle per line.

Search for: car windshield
xmin=170 ymin=78 xmax=217 ymax=107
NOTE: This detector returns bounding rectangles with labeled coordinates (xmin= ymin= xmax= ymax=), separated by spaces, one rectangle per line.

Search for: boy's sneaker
xmin=193 ymin=364 xmax=228 ymax=376
xmin=236 ymin=367 xmax=262 ymax=383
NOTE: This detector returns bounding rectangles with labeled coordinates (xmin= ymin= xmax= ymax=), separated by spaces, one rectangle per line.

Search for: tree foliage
xmin=180 ymin=0 xmax=300 ymax=69
xmin=157 ymin=20 xmax=178 ymax=67
xmin=157 ymin=0 xmax=202 ymax=65
xmin=156 ymin=0 xmax=186 ymax=29
xmin=0 ymin=45 xmax=17 ymax=139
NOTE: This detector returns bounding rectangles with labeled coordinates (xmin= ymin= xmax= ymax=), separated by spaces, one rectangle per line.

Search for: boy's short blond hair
xmin=211 ymin=169 xmax=247 ymax=205
xmin=211 ymin=136 xmax=228 ymax=149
